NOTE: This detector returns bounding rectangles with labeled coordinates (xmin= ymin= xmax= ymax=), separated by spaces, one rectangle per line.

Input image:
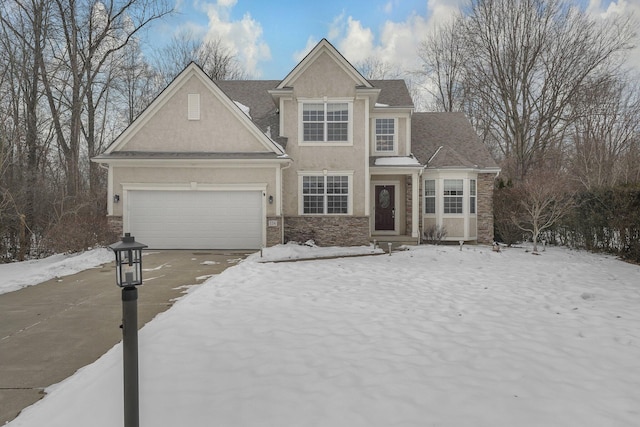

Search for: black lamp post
xmin=110 ymin=233 xmax=147 ymax=427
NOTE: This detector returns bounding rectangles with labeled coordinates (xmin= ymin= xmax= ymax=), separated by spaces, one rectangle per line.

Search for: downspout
xmin=418 ymin=166 xmax=424 ymax=244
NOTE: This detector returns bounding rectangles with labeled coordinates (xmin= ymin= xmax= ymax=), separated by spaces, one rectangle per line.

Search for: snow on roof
xmin=375 ymin=102 xmax=389 ymax=107
xmin=233 ymin=100 xmax=251 ymax=119
xmin=374 ymin=156 xmax=421 ymax=166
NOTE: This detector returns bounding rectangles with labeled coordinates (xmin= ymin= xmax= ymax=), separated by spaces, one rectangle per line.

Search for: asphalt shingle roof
xmin=369 ymin=80 xmax=414 ymax=107
xmin=214 ymin=80 xmax=285 ymax=147
xmin=411 ymin=112 xmax=499 ymax=169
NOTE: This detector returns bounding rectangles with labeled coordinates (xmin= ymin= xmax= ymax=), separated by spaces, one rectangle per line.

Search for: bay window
xmin=424 ymin=179 xmax=436 ymax=214
xmin=470 ymin=179 xmax=476 ymax=214
xmin=443 ymin=179 xmax=463 ymax=214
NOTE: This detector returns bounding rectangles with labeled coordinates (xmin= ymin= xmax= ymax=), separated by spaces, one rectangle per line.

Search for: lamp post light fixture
xmin=109 ymin=233 xmax=147 ymax=427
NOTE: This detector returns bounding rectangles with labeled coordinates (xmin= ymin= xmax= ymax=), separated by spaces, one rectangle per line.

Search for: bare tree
xmin=154 ymin=30 xmax=246 ymax=85
xmin=114 ymin=35 xmax=160 ymax=125
xmin=510 ymin=168 xmax=576 ymax=252
xmin=420 ymin=0 xmax=636 ymax=180
xmin=568 ymin=74 xmax=640 ymax=189
xmin=355 ymin=56 xmax=402 ymax=80
xmin=39 ymin=0 xmax=172 ymax=199
xmin=0 ymin=0 xmax=54 ymax=259
xmin=417 ymin=17 xmax=467 ymax=112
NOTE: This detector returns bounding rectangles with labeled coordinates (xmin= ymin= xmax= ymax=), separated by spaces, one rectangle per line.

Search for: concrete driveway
xmin=0 ymin=249 xmax=249 ymax=424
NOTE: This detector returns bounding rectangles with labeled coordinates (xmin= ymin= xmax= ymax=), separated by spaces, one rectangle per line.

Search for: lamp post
xmin=110 ymin=233 xmax=147 ymax=427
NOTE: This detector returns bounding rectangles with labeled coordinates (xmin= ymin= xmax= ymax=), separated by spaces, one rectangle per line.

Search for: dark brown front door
xmin=375 ymin=185 xmax=395 ymax=231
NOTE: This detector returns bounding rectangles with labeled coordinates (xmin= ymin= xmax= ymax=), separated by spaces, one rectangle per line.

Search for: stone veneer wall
xmin=266 ymin=216 xmax=282 ymax=247
xmin=108 ymin=216 xmax=123 ymax=236
xmin=405 ymin=176 xmax=414 ymax=238
xmin=477 ymin=173 xmax=496 ymax=244
xmin=284 ymin=216 xmax=370 ymax=246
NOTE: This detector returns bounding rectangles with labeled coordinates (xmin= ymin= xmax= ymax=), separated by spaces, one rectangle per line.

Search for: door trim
xmin=371 ymin=180 xmax=400 ymax=235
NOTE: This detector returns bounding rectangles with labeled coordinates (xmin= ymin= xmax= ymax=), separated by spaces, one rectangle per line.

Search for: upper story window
xmin=443 ymin=179 xmax=463 ymax=214
xmin=375 ymin=118 xmax=395 ymax=152
xmin=302 ymin=102 xmax=349 ymax=142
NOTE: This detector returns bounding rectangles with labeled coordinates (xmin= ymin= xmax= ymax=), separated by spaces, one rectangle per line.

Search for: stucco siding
xmin=122 ymin=75 xmax=268 ymax=153
xmin=280 ymin=62 xmax=368 ymax=217
xmin=293 ymin=52 xmax=359 ymax=97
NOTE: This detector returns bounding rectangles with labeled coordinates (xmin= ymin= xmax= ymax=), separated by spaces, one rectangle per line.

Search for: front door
xmin=375 ymin=185 xmax=395 ymax=231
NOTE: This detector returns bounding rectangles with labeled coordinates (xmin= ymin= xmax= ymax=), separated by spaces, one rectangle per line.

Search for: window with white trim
xmin=302 ymin=102 xmax=349 ymax=142
xmin=375 ymin=118 xmax=395 ymax=152
xmin=424 ymin=179 xmax=436 ymax=214
xmin=470 ymin=179 xmax=477 ymax=214
xmin=302 ymin=174 xmax=350 ymax=214
xmin=444 ymin=179 xmax=463 ymax=214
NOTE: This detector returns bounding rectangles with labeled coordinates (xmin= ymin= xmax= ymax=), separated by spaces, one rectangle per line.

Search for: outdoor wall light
xmin=113 ymin=194 xmax=120 ymax=203
xmin=109 ymin=233 xmax=148 ymax=427
xmin=269 ymin=195 xmax=273 ymax=204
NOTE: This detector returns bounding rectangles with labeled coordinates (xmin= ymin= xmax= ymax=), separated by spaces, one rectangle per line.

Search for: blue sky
xmin=147 ymin=0 xmax=639 ymax=79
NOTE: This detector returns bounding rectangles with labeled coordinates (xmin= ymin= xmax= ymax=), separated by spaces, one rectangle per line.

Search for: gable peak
xmin=278 ymin=38 xmax=372 ymax=89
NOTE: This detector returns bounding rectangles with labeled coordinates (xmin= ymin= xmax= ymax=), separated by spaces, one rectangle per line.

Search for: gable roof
xmin=411 ymin=112 xmax=499 ymax=170
xmin=101 ymin=63 xmax=285 ymax=156
xmin=277 ymin=38 xmax=372 ymax=90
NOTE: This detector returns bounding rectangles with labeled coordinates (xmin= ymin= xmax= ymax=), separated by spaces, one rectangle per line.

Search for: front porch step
xmin=371 ymin=236 xmax=419 ymax=252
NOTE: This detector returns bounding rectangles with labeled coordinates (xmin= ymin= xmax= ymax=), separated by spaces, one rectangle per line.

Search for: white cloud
xmin=185 ymin=1 xmax=270 ymax=77
xmin=216 ymin=0 xmax=236 ymax=7
xmin=293 ymin=36 xmax=319 ymax=63
xmin=335 ymin=17 xmax=376 ymax=63
xmin=585 ymin=0 xmax=640 ymax=73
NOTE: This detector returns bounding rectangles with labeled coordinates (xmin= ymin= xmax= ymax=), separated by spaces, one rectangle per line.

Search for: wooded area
xmin=1 ymin=0 xmax=639 ymax=261
xmin=0 ymin=0 xmax=248 ymax=261
xmin=420 ymin=0 xmax=640 ymax=261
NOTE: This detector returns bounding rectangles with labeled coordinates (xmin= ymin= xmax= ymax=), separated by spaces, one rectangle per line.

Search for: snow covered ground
xmin=0 ymin=248 xmax=114 ymax=295
xmin=5 ymin=244 xmax=640 ymax=426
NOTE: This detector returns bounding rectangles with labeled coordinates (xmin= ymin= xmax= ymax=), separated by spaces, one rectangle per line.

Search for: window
xmin=444 ymin=179 xmax=463 ymax=214
xmin=375 ymin=118 xmax=395 ymax=152
xmin=302 ymin=175 xmax=349 ymax=214
xmin=424 ymin=179 xmax=436 ymax=214
xmin=470 ymin=179 xmax=476 ymax=214
xmin=302 ymin=102 xmax=349 ymax=142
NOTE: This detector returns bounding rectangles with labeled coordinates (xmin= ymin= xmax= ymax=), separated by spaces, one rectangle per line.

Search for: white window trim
xmin=443 ymin=179 xmax=464 ymax=215
xmin=297 ymin=171 xmax=354 ymax=215
xmin=423 ymin=179 xmax=436 ymax=216
xmin=373 ymin=117 xmax=398 ymax=155
xmin=298 ymin=98 xmax=354 ymax=146
xmin=469 ymin=179 xmax=477 ymax=216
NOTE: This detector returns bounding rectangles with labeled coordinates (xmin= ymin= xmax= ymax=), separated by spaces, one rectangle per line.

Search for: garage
xmin=127 ymin=190 xmax=264 ymax=249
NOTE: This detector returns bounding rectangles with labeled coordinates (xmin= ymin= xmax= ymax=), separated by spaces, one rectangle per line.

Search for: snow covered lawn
xmin=7 ymin=245 xmax=640 ymax=426
xmin=0 ymin=248 xmax=114 ymax=295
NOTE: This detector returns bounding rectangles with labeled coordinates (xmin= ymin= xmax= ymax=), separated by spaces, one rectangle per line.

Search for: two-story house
xmin=93 ymin=39 xmax=500 ymax=249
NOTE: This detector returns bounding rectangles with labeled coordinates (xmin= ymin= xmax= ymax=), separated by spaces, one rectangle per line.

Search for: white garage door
xmin=127 ymin=190 xmax=263 ymax=249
